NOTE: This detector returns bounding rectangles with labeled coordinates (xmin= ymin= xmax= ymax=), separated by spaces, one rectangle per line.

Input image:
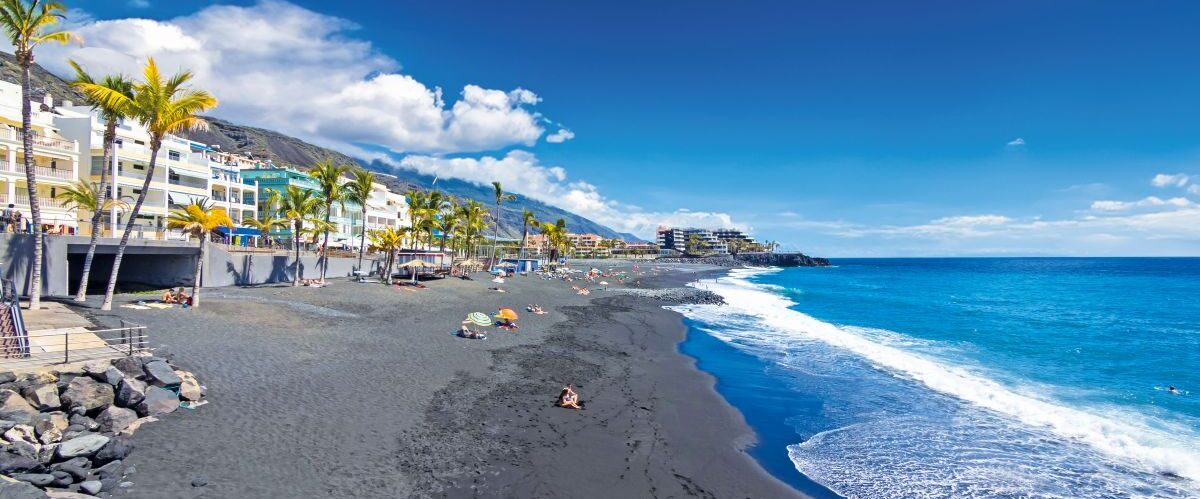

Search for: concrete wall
xmin=202 ymin=245 xmax=385 ymax=287
xmin=1 ymin=234 xmax=386 ymax=296
xmin=0 ymin=234 xmax=69 ymax=297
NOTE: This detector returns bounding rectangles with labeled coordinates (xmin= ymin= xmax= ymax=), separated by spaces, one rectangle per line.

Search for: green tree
xmin=166 ymin=199 xmax=232 ymax=307
xmin=79 ymin=57 xmax=218 ymax=310
xmin=270 ymin=185 xmax=322 ymax=286
xmin=0 ymin=0 xmax=79 ymax=309
xmin=488 ymin=181 xmax=515 ymax=265
xmin=367 ymin=226 xmax=406 ymax=284
xmin=65 ymin=60 xmax=133 ymax=302
xmin=310 ymin=158 xmax=350 ymax=280
xmin=519 ymin=209 xmax=537 ymax=259
xmin=241 ymin=213 xmax=286 ymax=248
xmin=341 ymin=168 xmax=375 ymax=271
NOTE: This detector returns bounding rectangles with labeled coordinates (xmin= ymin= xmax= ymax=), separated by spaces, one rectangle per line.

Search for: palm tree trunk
xmin=293 ymin=220 xmax=302 ymax=286
xmin=19 ymin=61 xmax=43 ymax=309
xmin=100 ymin=141 xmax=161 ymax=311
xmin=520 ymin=224 xmax=528 ymax=260
xmin=489 ymin=200 xmax=499 ymax=267
xmin=320 ymin=203 xmax=332 ymax=280
xmin=357 ymin=208 xmax=366 ymax=271
xmin=75 ymin=121 xmax=116 ymax=302
xmin=191 ymin=232 xmax=206 ymax=307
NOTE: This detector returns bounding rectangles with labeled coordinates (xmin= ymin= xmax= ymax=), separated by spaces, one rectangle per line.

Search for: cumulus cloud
xmin=393 ymin=151 xmax=742 ymax=237
xmin=545 ymin=128 xmax=575 ymax=143
xmin=30 ymin=0 xmax=544 ymax=155
xmin=1090 ymin=196 xmax=1193 ymax=212
xmin=1151 ymin=173 xmax=1190 ymax=188
xmin=1007 ymin=138 xmax=1025 ymax=146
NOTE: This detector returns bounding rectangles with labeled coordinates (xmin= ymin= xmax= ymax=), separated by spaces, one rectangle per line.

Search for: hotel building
xmin=0 ymin=82 xmax=82 ymax=232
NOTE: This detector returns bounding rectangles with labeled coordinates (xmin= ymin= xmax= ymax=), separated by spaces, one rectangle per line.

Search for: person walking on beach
xmin=0 ymin=204 xmax=12 ymax=233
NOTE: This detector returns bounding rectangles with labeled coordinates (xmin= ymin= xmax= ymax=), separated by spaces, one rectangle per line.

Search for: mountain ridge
xmin=3 ymin=52 xmax=637 ymax=241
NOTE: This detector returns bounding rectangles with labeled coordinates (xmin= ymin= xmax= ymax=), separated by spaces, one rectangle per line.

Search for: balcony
xmin=1 ymin=192 xmax=68 ymax=209
xmin=34 ymin=165 xmax=73 ymax=181
xmin=12 ymin=129 xmax=78 ymax=153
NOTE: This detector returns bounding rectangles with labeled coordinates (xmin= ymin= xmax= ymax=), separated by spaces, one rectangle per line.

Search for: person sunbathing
xmin=459 ymin=323 xmax=486 ymax=339
xmin=175 ymin=288 xmax=191 ymax=306
xmin=558 ymin=384 xmax=582 ymax=409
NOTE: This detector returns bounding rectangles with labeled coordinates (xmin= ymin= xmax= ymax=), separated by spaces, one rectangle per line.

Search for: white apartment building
xmin=0 ymin=81 xmax=82 ymax=232
xmin=55 ymin=107 xmax=259 ymax=239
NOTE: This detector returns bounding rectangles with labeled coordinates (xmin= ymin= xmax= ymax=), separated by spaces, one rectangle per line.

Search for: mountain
xmin=4 ymin=53 xmax=638 ymax=241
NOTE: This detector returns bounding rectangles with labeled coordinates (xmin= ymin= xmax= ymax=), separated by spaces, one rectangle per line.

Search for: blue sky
xmin=54 ymin=0 xmax=1200 ymax=255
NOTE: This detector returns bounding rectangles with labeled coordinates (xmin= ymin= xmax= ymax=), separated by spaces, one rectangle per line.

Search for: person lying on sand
xmin=558 ymin=384 xmax=582 ymax=409
xmin=458 ymin=322 xmax=486 ymax=340
xmin=577 ymin=288 xmax=590 ymax=295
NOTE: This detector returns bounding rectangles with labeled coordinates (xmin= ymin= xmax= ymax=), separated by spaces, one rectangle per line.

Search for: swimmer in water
xmin=1168 ymin=385 xmax=1177 ymax=394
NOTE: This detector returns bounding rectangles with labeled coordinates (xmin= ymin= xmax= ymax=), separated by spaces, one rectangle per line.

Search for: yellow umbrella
xmin=398 ymin=259 xmax=432 ymax=283
xmin=496 ymin=308 xmax=519 ymax=321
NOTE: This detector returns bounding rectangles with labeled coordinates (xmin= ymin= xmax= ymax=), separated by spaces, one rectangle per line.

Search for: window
xmin=133 ymin=163 xmax=145 ymax=170
xmin=50 ymin=160 xmax=57 ymax=169
xmin=168 ymin=151 xmax=181 ymax=161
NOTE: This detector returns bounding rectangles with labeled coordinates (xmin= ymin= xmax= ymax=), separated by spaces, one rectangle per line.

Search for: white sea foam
xmin=671 ymin=268 xmax=1200 ymax=494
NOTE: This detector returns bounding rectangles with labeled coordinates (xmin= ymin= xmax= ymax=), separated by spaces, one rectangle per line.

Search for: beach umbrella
xmin=398 ymin=259 xmax=432 ymax=283
xmin=496 ymin=308 xmax=519 ymax=321
xmin=466 ymin=312 xmax=492 ymax=326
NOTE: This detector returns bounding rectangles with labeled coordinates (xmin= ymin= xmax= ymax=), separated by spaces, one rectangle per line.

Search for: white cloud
xmin=1151 ymin=173 xmax=1190 ymax=188
xmin=32 ymin=0 xmax=544 ymax=155
xmin=128 ymin=0 xmax=150 ymax=8
xmin=1090 ymin=196 xmax=1193 ymax=212
xmin=393 ymin=151 xmax=742 ymax=237
xmin=1189 ymin=185 xmax=1200 ymax=195
xmin=545 ymin=128 xmax=575 ymax=143
xmin=1007 ymin=138 xmax=1025 ymax=146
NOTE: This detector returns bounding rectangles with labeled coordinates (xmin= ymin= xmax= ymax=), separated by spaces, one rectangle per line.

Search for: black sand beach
xmin=71 ymin=262 xmax=803 ymax=498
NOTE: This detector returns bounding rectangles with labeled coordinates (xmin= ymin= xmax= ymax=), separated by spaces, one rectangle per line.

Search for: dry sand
xmin=66 ymin=261 xmax=803 ymax=498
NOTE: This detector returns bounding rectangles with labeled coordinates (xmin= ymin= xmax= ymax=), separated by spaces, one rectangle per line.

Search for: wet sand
xmin=68 ymin=261 xmax=803 ymax=498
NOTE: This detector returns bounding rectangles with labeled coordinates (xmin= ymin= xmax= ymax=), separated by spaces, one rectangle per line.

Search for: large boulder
xmin=113 ymin=378 xmax=146 ymax=409
xmin=68 ymin=414 xmax=98 ymax=432
xmin=142 ymin=361 xmax=181 ymax=387
xmin=95 ymin=406 xmax=137 ymax=434
xmin=176 ymin=371 xmax=203 ymax=401
xmin=3 ymin=424 xmax=37 ymax=445
xmin=0 ymin=372 xmax=15 ymax=385
xmin=111 ymin=357 xmax=144 ymax=380
xmin=20 ymin=383 xmax=61 ymax=411
xmin=32 ymin=412 xmax=69 ymax=444
xmin=0 ymin=389 xmax=40 ymax=424
xmin=0 ymin=475 xmax=45 ymax=498
xmin=9 ymin=473 xmax=54 ymax=486
xmin=55 ymin=434 xmax=109 ymax=460
xmin=60 ymin=377 xmax=114 ymax=415
xmin=93 ymin=436 xmax=132 ymax=464
xmin=0 ymin=452 xmax=42 ymax=474
xmin=135 ymin=386 xmax=178 ymax=417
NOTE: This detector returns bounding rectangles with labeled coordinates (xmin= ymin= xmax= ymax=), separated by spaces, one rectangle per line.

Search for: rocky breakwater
xmin=734 ymin=252 xmax=829 ymax=267
xmin=0 ymin=355 xmax=206 ymax=497
xmin=612 ymin=287 xmax=726 ymax=305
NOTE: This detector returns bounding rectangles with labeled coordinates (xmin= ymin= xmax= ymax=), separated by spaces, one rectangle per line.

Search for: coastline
xmin=66 ymin=261 xmax=805 ymax=498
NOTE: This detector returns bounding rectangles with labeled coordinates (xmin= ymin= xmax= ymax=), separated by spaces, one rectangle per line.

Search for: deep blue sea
xmin=671 ymin=258 xmax=1200 ymax=498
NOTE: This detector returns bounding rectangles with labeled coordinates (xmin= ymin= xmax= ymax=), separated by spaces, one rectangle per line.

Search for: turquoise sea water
xmin=672 ymin=258 xmax=1200 ymax=498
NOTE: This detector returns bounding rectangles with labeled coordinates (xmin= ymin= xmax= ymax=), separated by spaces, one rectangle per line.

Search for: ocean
xmin=670 ymin=258 xmax=1200 ymax=498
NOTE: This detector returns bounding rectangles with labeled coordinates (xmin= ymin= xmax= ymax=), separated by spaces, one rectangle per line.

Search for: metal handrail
xmin=0 ymin=323 xmax=148 ymax=368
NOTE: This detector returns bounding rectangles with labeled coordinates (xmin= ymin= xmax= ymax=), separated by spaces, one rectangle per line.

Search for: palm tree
xmin=405 ymin=189 xmax=426 ymax=249
xmin=79 ymin=57 xmax=217 ymax=310
xmin=458 ymin=199 xmax=489 ymax=259
xmin=540 ymin=218 xmax=570 ymax=262
xmin=165 ymin=199 xmax=232 ymax=308
xmin=66 ymin=61 xmax=134 ymax=302
xmin=341 ymin=168 xmax=375 ymax=271
xmin=367 ymin=226 xmax=406 ymax=284
xmin=0 ymin=0 xmax=79 ymax=309
xmin=272 ymin=185 xmax=322 ymax=286
xmin=436 ymin=199 xmax=460 ymax=254
xmin=519 ymin=209 xmax=537 ymax=259
xmin=241 ymin=214 xmax=286 ymax=248
xmin=488 ymin=181 xmax=516 ymax=266
xmin=54 ymin=180 xmax=128 ymax=218
xmin=310 ymin=159 xmax=349 ymax=280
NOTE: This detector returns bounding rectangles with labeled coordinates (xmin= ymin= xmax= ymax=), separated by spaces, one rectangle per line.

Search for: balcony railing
xmin=13 ymin=129 xmax=78 ymax=153
xmin=34 ymin=165 xmax=72 ymax=180
xmin=13 ymin=193 xmax=67 ymax=209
